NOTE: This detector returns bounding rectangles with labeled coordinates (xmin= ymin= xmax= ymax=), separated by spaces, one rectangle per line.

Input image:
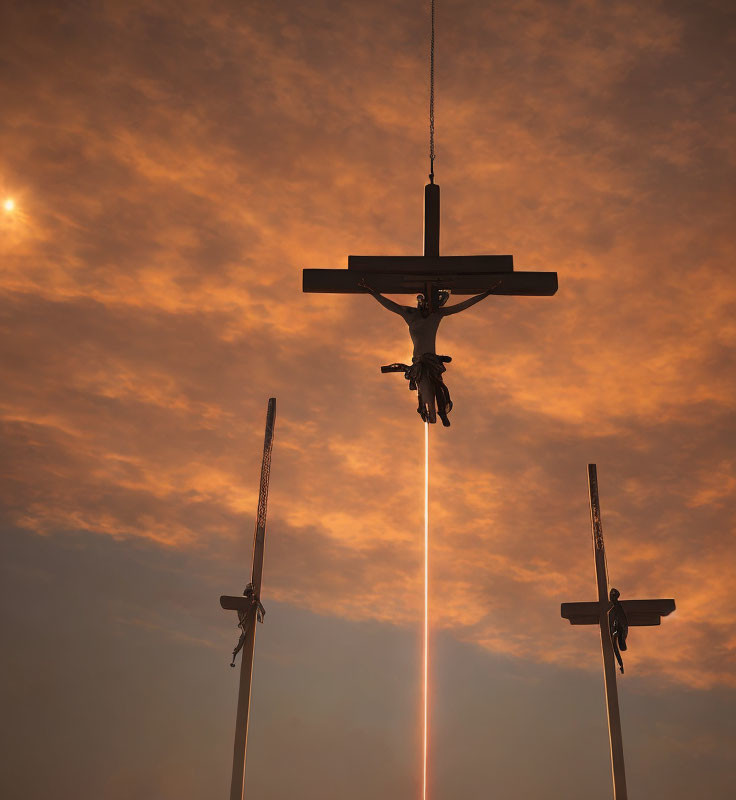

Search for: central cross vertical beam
xmin=424 ymin=183 xmax=440 ymax=257
xmin=588 ymin=464 xmax=628 ymax=800
xmin=423 ymin=183 xmax=441 ymax=309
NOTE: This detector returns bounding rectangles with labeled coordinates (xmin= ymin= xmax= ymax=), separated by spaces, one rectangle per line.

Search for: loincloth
xmin=381 ymin=353 xmax=453 ymax=421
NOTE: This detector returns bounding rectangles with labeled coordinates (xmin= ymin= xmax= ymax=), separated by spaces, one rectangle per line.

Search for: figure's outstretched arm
xmin=440 ymin=281 xmax=502 ymax=316
xmin=359 ymin=279 xmax=410 ymax=317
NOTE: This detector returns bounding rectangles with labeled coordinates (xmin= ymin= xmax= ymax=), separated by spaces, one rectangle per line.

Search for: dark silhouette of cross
xmin=219 ymin=398 xmax=276 ymax=800
xmin=303 ymin=183 xmax=557 ymax=308
xmin=561 ymin=464 xmax=675 ymax=800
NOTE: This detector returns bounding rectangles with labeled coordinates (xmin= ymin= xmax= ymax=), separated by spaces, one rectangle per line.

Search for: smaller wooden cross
xmin=561 ymin=464 xmax=675 ymax=800
xmin=220 ymin=398 xmax=276 ymax=800
xmin=302 ymin=183 xmax=557 ymax=307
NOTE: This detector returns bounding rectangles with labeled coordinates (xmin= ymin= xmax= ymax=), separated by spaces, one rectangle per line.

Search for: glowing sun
xmin=3 ymin=198 xmax=15 ymax=212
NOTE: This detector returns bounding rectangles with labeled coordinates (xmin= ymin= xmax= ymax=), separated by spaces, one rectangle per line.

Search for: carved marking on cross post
xmin=561 ymin=464 xmax=676 ymax=800
xmin=302 ymin=183 xmax=558 ymax=306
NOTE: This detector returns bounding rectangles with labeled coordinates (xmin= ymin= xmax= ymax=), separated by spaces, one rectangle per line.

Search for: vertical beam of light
xmin=423 ymin=422 xmax=429 ymax=800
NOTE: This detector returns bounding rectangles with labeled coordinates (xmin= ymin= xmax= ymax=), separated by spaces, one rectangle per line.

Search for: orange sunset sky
xmin=1 ymin=1 xmax=734 ymax=798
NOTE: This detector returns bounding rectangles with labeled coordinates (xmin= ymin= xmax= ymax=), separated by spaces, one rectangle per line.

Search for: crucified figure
xmin=360 ymin=279 xmax=500 ymax=426
xmin=608 ymin=587 xmax=629 ymax=674
xmin=230 ymin=583 xmax=266 ymax=667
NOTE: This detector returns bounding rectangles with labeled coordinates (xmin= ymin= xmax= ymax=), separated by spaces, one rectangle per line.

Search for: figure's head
xmin=243 ymin=583 xmax=254 ymax=597
xmin=609 ymin=587 xmax=620 ymax=601
xmin=416 ymin=293 xmax=429 ymax=314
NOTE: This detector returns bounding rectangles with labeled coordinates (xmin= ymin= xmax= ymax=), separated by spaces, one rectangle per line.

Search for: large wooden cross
xmin=302 ymin=183 xmax=557 ymax=306
xmin=561 ymin=464 xmax=675 ymax=800
xmin=219 ymin=397 xmax=277 ymax=800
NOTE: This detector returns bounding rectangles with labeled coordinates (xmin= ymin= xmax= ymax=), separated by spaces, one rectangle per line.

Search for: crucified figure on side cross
xmin=360 ymin=279 xmax=500 ymax=426
xmin=230 ymin=583 xmax=266 ymax=667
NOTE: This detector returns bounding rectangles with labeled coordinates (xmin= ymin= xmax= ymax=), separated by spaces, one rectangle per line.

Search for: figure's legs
xmin=418 ymin=375 xmax=437 ymax=423
xmin=416 ymin=398 xmax=427 ymax=421
xmin=435 ymin=381 xmax=452 ymax=427
xmin=612 ymin=636 xmax=624 ymax=674
xmin=231 ymin=630 xmax=247 ymax=667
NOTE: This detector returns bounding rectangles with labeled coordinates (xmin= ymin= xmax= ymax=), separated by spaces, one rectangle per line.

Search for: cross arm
xmin=348 ymin=255 xmax=514 ymax=273
xmin=220 ymin=595 xmax=254 ymax=612
xmin=560 ymin=602 xmax=600 ymax=625
xmin=303 ymin=269 xmax=557 ymax=296
xmin=621 ymin=599 xmax=676 ymax=625
xmin=561 ymin=599 xmax=676 ymax=626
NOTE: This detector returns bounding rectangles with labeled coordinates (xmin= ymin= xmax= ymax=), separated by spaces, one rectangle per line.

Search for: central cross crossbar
xmin=302 ymin=183 xmax=558 ymax=297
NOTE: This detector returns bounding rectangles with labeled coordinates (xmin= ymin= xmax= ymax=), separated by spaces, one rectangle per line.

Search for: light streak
xmin=423 ymin=422 xmax=429 ymax=800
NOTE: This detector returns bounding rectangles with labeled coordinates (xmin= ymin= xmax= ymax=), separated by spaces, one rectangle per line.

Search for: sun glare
xmin=3 ymin=198 xmax=15 ymax=212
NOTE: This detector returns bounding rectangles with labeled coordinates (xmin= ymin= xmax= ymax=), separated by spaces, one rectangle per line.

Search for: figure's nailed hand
xmin=358 ymin=278 xmax=372 ymax=291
